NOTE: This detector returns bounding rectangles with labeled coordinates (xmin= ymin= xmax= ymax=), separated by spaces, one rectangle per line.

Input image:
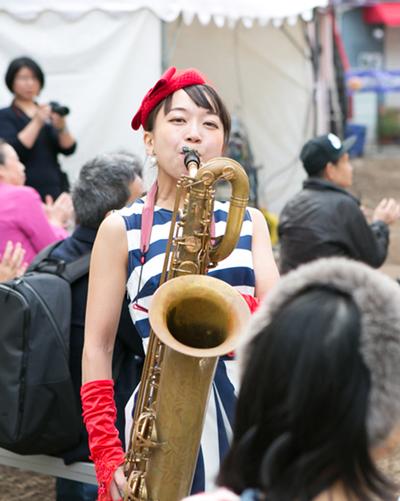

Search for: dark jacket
xmin=0 ymin=104 xmax=76 ymax=200
xmin=50 ymin=225 xmax=144 ymax=464
xmin=278 ymin=178 xmax=390 ymax=275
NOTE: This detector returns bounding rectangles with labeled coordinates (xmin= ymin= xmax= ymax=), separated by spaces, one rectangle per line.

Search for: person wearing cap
xmin=81 ymin=67 xmax=279 ymax=501
xmin=182 ymin=257 xmax=400 ymax=501
xmin=277 ymin=133 xmax=400 ymax=274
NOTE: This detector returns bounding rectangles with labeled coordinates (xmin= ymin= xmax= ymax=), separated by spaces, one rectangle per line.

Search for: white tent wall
xmin=0 ymin=9 xmax=161 ymax=185
xmin=168 ymin=18 xmax=313 ymax=213
xmin=0 ymin=2 xmax=332 ymax=215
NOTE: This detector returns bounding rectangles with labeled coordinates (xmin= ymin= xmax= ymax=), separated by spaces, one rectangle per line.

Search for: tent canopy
xmin=1 ymin=0 xmax=328 ymax=25
xmin=364 ymin=3 xmax=400 ymax=27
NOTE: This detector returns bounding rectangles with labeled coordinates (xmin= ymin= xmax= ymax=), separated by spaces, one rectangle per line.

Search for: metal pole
xmin=161 ymin=20 xmax=168 ymax=73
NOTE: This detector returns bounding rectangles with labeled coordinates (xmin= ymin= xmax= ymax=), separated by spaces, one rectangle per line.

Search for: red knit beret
xmin=131 ymin=67 xmax=214 ymax=131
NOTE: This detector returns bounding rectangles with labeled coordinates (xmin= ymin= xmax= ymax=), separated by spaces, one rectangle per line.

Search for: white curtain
xmin=0 ymin=9 xmax=161 ymax=183
xmin=169 ymin=18 xmax=313 ymax=213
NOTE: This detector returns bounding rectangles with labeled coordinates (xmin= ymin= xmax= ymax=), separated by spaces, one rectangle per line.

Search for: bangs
xmin=183 ymin=85 xmax=219 ymax=114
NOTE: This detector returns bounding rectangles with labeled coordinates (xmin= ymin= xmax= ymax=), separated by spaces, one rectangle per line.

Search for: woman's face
xmin=12 ymin=66 xmax=41 ymax=101
xmin=0 ymin=144 xmax=26 ymax=186
xmin=144 ymin=89 xmax=225 ymax=181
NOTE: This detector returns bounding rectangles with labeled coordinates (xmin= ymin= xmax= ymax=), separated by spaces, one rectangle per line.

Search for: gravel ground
xmin=351 ymin=153 xmax=400 ymax=270
xmin=0 ymin=465 xmax=55 ymax=500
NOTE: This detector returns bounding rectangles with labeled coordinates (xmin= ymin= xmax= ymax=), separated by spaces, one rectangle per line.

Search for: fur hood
xmin=237 ymin=257 xmax=400 ymax=446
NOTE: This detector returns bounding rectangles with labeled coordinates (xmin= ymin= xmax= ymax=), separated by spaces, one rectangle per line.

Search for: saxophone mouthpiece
xmin=183 ymin=147 xmax=200 ymax=177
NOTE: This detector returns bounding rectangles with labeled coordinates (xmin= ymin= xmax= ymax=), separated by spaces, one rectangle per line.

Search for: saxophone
xmin=124 ymin=150 xmax=251 ymax=501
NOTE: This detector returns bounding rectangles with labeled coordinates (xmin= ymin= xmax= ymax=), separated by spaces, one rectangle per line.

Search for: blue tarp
xmin=346 ymin=69 xmax=400 ymax=93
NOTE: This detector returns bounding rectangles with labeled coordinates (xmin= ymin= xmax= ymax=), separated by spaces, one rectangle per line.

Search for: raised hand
xmin=372 ymin=198 xmax=400 ymax=226
xmin=43 ymin=192 xmax=73 ymax=227
xmin=0 ymin=241 xmax=27 ymax=282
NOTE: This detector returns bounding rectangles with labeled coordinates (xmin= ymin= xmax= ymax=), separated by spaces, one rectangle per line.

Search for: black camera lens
xmin=49 ymin=101 xmax=70 ymax=117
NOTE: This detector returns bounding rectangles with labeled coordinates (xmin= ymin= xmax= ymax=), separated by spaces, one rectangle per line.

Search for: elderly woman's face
xmin=0 ymin=144 xmax=26 ymax=186
xmin=144 ymin=89 xmax=225 ymax=181
xmin=12 ymin=66 xmax=41 ymax=101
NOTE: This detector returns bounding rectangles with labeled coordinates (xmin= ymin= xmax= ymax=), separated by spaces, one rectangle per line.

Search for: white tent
xmin=0 ymin=0 xmax=329 ymax=213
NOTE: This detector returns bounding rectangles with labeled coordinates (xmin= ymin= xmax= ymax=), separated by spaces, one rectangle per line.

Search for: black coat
xmin=278 ymin=178 xmax=389 ymax=275
xmin=0 ymin=104 xmax=76 ymax=200
xmin=50 ymin=225 xmax=144 ymax=464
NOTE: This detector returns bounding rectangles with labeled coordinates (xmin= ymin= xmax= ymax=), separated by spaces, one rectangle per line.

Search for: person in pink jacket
xmin=0 ymin=138 xmax=72 ymax=265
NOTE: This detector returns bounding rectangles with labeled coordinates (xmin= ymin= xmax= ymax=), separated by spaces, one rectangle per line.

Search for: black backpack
xmin=0 ymin=241 xmax=91 ymax=455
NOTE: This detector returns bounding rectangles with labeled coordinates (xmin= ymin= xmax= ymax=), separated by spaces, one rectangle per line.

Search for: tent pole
xmin=161 ymin=21 xmax=168 ymax=72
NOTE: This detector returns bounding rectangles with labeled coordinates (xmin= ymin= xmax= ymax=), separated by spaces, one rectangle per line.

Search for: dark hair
xmin=5 ymin=57 xmax=45 ymax=93
xmin=145 ymin=84 xmax=231 ymax=148
xmin=0 ymin=138 xmax=7 ymax=165
xmin=218 ymin=287 xmax=396 ymax=501
xmin=72 ymin=153 xmax=142 ymax=229
xmin=308 ymin=168 xmax=326 ymax=179
xmin=308 ymin=158 xmax=339 ymax=179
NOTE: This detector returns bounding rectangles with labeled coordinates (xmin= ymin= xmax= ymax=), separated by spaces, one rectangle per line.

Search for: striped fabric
xmin=119 ymin=199 xmax=255 ymax=493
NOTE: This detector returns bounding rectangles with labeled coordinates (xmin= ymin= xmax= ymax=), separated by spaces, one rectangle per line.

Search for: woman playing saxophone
xmin=81 ymin=67 xmax=280 ymax=501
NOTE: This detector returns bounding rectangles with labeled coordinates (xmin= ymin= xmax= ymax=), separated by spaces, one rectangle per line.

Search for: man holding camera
xmin=0 ymin=56 xmax=76 ymax=200
xmin=278 ymin=133 xmax=400 ymax=274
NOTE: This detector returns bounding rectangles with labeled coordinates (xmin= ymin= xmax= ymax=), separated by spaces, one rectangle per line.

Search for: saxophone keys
xmin=177 ymin=261 xmax=198 ymax=276
xmin=221 ymin=166 xmax=236 ymax=180
xmin=182 ymin=236 xmax=201 ymax=253
xmin=125 ymin=471 xmax=147 ymax=501
xmin=199 ymin=170 xmax=215 ymax=185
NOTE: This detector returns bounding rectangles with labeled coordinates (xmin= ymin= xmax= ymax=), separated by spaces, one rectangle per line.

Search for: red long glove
xmin=81 ymin=379 xmax=125 ymax=501
xmin=240 ymin=293 xmax=263 ymax=313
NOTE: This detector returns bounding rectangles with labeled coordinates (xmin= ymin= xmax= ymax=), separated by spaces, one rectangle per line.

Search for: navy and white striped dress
xmin=119 ymin=199 xmax=255 ymax=493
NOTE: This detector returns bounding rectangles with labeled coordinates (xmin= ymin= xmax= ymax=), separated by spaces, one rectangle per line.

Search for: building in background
xmin=333 ymin=1 xmax=400 ymax=146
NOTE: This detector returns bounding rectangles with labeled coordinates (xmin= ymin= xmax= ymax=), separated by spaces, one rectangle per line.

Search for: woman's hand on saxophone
xmin=110 ymin=466 xmax=127 ymax=500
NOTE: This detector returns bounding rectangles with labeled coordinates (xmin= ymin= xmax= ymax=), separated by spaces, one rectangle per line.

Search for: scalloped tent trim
xmin=0 ymin=0 xmax=329 ymax=25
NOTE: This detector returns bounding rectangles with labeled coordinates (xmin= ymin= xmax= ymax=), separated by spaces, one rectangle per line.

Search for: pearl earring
xmin=150 ymin=150 xmax=158 ymax=166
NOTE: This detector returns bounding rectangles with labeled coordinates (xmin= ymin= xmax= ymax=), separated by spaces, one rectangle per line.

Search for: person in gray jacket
xmin=278 ymin=133 xmax=400 ymax=274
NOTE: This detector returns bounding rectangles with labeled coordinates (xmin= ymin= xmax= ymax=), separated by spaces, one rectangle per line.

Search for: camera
xmin=49 ymin=101 xmax=70 ymax=117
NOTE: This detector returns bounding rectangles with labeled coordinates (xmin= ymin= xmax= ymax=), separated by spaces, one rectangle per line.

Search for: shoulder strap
xmin=61 ymin=252 xmax=91 ymax=283
xmin=27 ymin=241 xmax=63 ymax=270
xmin=140 ymin=181 xmax=158 ymax=262
xmin=27 ymin=241 xmax=91 ymax=284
